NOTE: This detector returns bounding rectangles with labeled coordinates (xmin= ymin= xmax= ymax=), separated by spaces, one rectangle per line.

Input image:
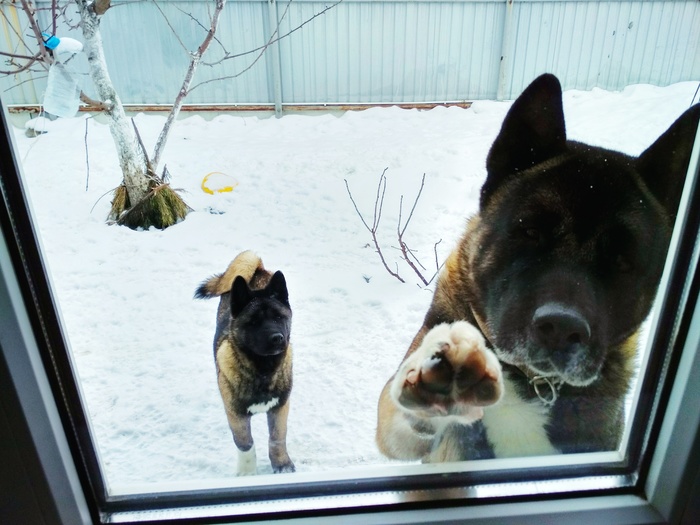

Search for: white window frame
xmin=1 ymin=107 xmax=699 ymax=525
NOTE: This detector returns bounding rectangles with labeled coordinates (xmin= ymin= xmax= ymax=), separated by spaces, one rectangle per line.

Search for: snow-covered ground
xmin=10 ymin=80 xmax=699 ymax=494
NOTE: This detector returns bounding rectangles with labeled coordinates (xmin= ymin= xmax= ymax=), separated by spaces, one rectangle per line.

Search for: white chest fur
xmin=247 ymin=397 xmax=280 ymax=414
xmin=481 ymin=375 xmax=560 ymax=458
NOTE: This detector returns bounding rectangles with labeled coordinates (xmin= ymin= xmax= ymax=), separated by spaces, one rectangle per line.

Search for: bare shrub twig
xmin=345 ymin=168 xmax=405 ymax=283
xmin=346 ymin=169 xmax=443 ymax=286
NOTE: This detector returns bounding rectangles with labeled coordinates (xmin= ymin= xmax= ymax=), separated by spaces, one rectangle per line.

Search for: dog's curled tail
xmin=194 ymin=250 xmax=264 ymax=299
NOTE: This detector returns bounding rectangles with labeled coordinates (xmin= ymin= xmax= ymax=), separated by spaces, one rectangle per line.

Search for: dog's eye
xmin=513 ymin=215 xmax=556 ymax=245
xmin=615 ymin=254 xmax=632 ymax=273
xmin=517 ymin=225 xmax=543 ymax=243
xmin=524 ymin=228 xmax=540 ymax=239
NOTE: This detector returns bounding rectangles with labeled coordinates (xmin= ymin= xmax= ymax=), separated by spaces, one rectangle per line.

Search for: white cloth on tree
xmin=43 ymin=62 xmax=81 ymax=118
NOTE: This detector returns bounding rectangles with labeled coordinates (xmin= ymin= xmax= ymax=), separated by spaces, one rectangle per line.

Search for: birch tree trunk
xmin=75 ymin=0 xmax=150 ymax=210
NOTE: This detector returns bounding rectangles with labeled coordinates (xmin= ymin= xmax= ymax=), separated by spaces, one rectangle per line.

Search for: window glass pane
xmin=7 ymin=78 xmax=697 ymax=495
xmin=1 ymin=0 xmax=699 ymax=510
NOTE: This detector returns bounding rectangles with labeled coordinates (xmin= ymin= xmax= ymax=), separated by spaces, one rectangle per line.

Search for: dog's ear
xmin=483 ymin=73 xmax=567 ymax=208
xmin=636 ymin=104 xmax=700 ymax=222
xmin=267 ymin=271 xmax=289 ymax=306
xmin=230 ymin=276 xmax=252 ymax=316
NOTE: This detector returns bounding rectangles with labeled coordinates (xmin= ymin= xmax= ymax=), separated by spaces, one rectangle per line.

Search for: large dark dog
xmin=377 ymin=74 xmax=700 ymax=462
xmin=196 ymin=251 xmax=295 ymax=474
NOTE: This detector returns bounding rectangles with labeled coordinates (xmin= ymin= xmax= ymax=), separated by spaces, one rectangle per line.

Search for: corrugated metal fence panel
xmin=502 ymin=0 xmax=700 ymax=98
xmin=1 ymin=0 xmax=699 ymax=107
xmin=276 ymin=1 xmax=504 ymax=103
xmin=0 ymin=2 xmax=44 ymax=105
xmin=0 ymin=0 xmax=276 ymax=107
xmin=97 ymin=0 xmax=273 ymax=105
xmin=1 ymin=3 xmax=79 ymax=106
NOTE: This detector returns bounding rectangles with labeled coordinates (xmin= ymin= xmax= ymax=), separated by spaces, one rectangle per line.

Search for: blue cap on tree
xmin=41 ymin=32 xmax=60 ymax=50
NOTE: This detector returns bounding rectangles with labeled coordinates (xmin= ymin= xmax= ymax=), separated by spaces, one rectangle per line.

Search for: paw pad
xmin=393 ymin=322 xmax=503 ymax=418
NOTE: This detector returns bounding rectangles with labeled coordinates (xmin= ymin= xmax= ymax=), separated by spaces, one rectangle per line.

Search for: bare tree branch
xmin=0 ymin=0 xmax=59 ymax=76
xmin=0 ymin=5 xmax=31 ymax=44
xmin=347 ymin=171 xmax=443 ymax=286
xmin=189 ymin=0 xmax=293 ymax=92
xmin=2 ymin=74 xmax=47 ymax=93
xmin=172 ymin=3 xmax=227 ymax=54
xmin=0 ymin=52 xmax=42 ymax=75
xmin=345 ymin=169 xmax=406 ymax=284
xmin=94 ymin=0 xmax=111 ymax=16
xmin=396 ymin=173 xmax=429 ymax=286
xmin=433 ymin=239 xmax=443 ymax=273
xmin=191 ymin=0 xmax=343 ymax=90
xmin=152 ymin=0 xmax=189 ymax=54
xmin=0 ymin=50 xmax=38 ymax=61
xmin=51 ymin=0 xmax=58 ymax=34
xmin=150 ymin=0 xmax=226 ymax=171
xmin=84 ymin=117 xmax=90 ymax=190
xmin=398 ymin=173 xmax=424 ymax=238
xmin=19 ymin=0 xmax=53 ymax=66
xmin=80 ymin=91 xmax=111 ymax=110
xmin=203 ymin=0 xmax=342 ymax=67
xmin=131 ymin=117 xmax=153 ymax=172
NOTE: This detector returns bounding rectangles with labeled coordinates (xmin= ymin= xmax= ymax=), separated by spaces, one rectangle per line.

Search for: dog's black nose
xmin=268 ymin=333 xmax=285 ymax=346
xmin=531 ymin=303 xmax=591 ymax=356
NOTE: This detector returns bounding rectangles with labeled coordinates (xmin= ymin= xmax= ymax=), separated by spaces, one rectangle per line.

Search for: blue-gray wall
xmin=1 ymin=0 xmax=699 ymax=108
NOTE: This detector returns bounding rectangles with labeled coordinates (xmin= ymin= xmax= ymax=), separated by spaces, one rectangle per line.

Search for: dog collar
xmin=509 ymin=363 xmax=564 ymax=407
xmin=528 ymin=374 xmax=563 ymax=406
xmin=515 ymin=366 xmax=564 ymax=407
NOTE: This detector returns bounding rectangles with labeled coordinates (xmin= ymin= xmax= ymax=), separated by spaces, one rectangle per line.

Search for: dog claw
xmin=421 ymin=351 xmax=454 ymax=394
xmin=405 ymin=368 xmax=419 ymax=385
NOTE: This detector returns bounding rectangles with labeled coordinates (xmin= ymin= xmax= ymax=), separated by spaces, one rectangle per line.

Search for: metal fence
xmin=1 ymin=0 xmax=699 ymax=110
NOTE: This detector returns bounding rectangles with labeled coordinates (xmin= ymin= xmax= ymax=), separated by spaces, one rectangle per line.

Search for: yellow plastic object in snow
xmin=201 ymin=172 xmax=239 ymax=195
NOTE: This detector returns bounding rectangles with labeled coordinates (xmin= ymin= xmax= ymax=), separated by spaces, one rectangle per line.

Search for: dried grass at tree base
xmin=109 ymin=183 xmax=191 ymax=230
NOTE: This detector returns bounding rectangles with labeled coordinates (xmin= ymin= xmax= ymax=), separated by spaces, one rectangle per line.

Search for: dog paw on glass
xmin=391 ymin=321 xmax=503 ymax=423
